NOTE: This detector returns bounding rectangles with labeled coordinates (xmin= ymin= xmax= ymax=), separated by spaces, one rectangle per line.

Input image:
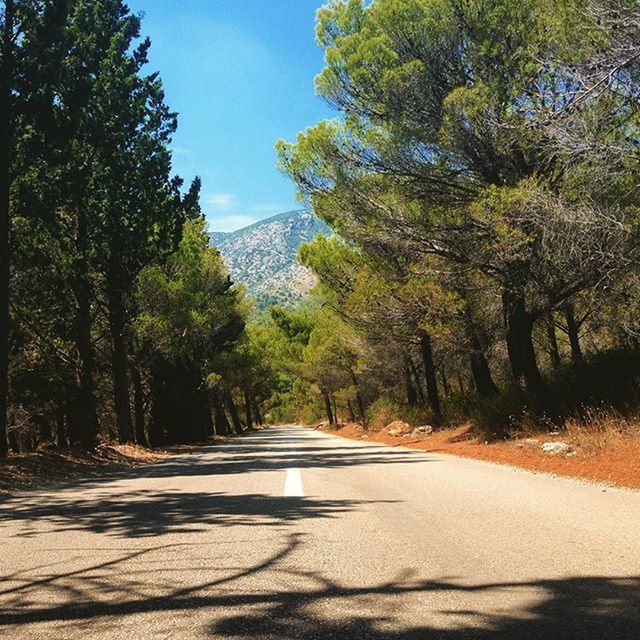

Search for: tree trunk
xmin=502 ymin=288 xmax=543 ymax=396
xmin=225 ymin=390 xmax=243 ymax=434
xmin=38 ymin=413 xmax=51 ymax=445
xmin=107 ymin=285 xmax=133 ymax=443
xmin=73 ymin=208 xmax=98 ymax=450
xmin=564 ymin=302 xmax=583 ymax=364
xmin=243 ymin=387 xmax=253 ymax=429
xmin=148 ymin=360 xmax=166 ymax=446
xmin=0 ymin=0 xmax=14 ymax=459
xmin=403 ymin=358 xmax=418 ymax=406
xmin=545 ymin=311 xmax=561 ymax=370
xmin=350 ymin=370 xmax=366 ymax=426
xmin=440 ymin=368 xmax=450 ymax=396
xmin=419 ymin=330 xmax=442 ymax=423
xmin=7 ymin=426 xmax=18 ymax=453
xmin=408 ymin=357 xmax=426 ymax=406
xmin=199 ymin=383 xmax=214 ymax=439
xmin=212 ymin=391 xmax=230 ymax=436
xmin=323 ymin=392 xmax=334 ymax=425
xmin=55 ymin=402 xmax=68 ymax=448
xmin=464 ymin=307 xmax=498 ymax=396
xmin=347 ymin=400 xmax=356 ymax=423
xmin=252 ymin=399 xmax=262 ymax=426
xmin=469 ymin=351 xmax=498 ymax=396
xmin=131 ymin=362 xmax=147 ymax=446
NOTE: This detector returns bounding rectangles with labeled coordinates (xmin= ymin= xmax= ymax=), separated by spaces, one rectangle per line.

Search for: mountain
xmin=209 ymin=209 xmax=329 ymax=307
xmin=208 ymin=230 xmax=231 ymax=246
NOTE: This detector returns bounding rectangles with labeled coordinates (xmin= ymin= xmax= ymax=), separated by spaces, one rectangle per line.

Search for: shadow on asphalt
xmin=0 ymin=427 xmax=432 ymax=500
xmin=130 ymin=428 xmax=435 ymax=480
xmin=0 ymin=428 xmax=419 ymax=538
xmin=0 ymin=533 xmax=638 ymax=639
xmin=0 ymin=490 xmax=387 ymax=537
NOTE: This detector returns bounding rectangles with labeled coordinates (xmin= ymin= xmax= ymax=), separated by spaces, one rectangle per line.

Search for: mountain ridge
xmin=209 ymin=209 xmax=329 ymax=307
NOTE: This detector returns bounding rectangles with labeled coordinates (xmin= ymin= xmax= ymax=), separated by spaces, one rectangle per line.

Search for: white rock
xmin=416 ymin=425 xmax=434 ymax=434
xmin=542 ymin=441 xmax=572 ymax=455
xmin=387 ymin=420 xmax=412 ymax=437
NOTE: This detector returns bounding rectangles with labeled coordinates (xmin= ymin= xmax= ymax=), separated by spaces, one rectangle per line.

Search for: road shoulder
xmin=313 ymin=423 xmax=640 ymax=491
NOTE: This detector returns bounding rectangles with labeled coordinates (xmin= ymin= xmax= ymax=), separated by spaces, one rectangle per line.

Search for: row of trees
xmin=6 ymin=0 xmax=640 ymax=451
xmin=272 ymin=0 xmax=640 ymax=432
xmin=0 ymin=0 xmax=269 ymax=455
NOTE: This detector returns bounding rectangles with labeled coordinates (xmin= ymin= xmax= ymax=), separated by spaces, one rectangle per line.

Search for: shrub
xmin=467 ymin=385 xmax=533 ymax=441
xmin=365 ymin=397 xmax=431 ymax=431
xmin=366 ymin=397 xmax=401 ymax=431
xmin=465 ymin=348 xmax=640 ymax=441
xmin=299 ymin=402 xmax=324 ymax=426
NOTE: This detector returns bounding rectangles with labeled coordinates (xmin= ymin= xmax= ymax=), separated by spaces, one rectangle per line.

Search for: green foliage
xmin=137 ymin=219 xmax=247 ymax=363
xmin=1 ymin=1 xmax=261 ymax=451
xmin=274 ymin=0 xmax=640 ymax=435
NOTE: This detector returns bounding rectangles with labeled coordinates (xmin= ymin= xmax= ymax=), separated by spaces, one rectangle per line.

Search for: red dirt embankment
xmin=0 ymin=444 xmax=170 ymax=495
xmin=322 ymin=423 xmax=640 ymax=490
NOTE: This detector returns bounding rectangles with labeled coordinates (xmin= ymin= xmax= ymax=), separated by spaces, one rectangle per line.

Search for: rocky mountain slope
xmin=209 ymin=209 xmax=329 ymax=307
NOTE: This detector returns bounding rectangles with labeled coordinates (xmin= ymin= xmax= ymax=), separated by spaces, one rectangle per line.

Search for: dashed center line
xmin=284 ymin=468 xmax=304 ymax=497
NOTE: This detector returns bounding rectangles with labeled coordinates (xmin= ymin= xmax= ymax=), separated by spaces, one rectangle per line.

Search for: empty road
xmin=1 ymin=425 xmax=639 ymax=639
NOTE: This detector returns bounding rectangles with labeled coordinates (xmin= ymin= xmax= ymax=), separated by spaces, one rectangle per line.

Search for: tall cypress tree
xmin=87 ymin=3 xmax=179 ymax=443
xmin=0 ymin=0 xmax=69 ymax=454
xmin=0 ymin=0 xmax=15 ymax=457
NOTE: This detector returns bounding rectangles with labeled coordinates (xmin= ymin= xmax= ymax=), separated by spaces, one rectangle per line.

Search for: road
xmin=1 ymin=425 xmax=639 ymax=639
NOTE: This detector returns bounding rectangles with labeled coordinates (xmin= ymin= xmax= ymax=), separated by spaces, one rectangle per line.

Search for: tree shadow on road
xmin=0 ymin=490 xmax=386 ymax=538
xmin=131 ymin=431 xmax=432 ymax=480
xmin=208 ymin=573 xmax=640 ymax=639
xmin=0 ymin=428 xmax=432 ymax=499
xmin=0 ymin=533 xmax=638 ymax=639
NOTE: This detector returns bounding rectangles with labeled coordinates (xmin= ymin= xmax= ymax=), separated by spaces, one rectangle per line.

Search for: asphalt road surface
xmin=1 ymin=425 xmax=639 ymax=639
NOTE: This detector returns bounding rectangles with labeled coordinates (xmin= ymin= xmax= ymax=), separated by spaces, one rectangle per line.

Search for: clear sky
xmin=126 ymin=0 xmax=333 ymax=232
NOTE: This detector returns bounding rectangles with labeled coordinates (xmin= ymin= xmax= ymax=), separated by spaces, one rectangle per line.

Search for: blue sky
xmin=127 ymin=0 xmax=333 ymax=232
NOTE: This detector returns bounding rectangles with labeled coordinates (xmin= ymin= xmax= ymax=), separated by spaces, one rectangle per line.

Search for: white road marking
xmin=284 ymin=468 xmax=304 ymax=497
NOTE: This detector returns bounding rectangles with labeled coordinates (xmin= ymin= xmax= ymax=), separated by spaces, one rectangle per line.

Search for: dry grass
xmin=366 ymin=400 xmax=401 ymax=432
xmin=563 ymin=409 xmax=640 ymax=455
xmin=365 ymin=398 xmax=431 ymax=432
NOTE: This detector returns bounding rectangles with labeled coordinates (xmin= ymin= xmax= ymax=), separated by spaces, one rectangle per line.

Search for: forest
xmin=271 ymin=0 xmax=640 ymax=440
xmin=3 ymin=0 xmax=640 ymax=456
xmin=0 ymin=0 xmax=262 ymax=455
